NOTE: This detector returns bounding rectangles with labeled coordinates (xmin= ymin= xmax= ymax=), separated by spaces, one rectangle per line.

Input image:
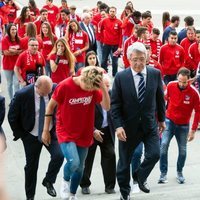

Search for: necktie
xmin=137 ymin=73 xmax=145 ymax=103
xmin=38 ymin=96 xmax=45 ymax=142
xmin=87 ymin=25 xmax=94 ymax=44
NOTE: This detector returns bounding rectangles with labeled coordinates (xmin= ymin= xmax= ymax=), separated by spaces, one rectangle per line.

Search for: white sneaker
xmin=69 ymin=196 xmax=78 ymax=200
xmin=132 ymin=182 xmax=140 ymax=193
xmin=60 ymin=179 xmax=70 ymax=199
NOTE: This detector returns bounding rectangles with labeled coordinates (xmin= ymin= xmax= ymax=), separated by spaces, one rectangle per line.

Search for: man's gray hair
xmin=81 ymin=12 xmax=91 ymax=20
xmin=127 ymin=42 xmax=147 ymax=60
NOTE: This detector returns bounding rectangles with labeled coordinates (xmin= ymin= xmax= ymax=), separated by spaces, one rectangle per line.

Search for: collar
xmin=131 ymin=67 xmax=147 ymax=77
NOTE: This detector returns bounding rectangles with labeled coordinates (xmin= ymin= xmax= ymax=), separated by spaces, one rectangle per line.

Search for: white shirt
xmin=83 ymin=22 xmax=95 ymax=44
xmin=30 ymin=87 xmax=53 ymax=137
xmin=131 ymin=67 xmax=147 ymax=96
xmin=101 ymin=108 xmax=108 ymax=128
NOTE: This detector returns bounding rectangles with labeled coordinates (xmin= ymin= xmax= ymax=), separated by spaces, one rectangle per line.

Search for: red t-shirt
xmin=2 ymin=35 xmax=21 ymax=70
xmin=6 ymin=4 xmax=18 ymax=23
xmin=41 ymin=36 xmax=57 ymax=60
xmin=15 ymin=50 xmax=45 ymax=80
xmin=50 ymin=54 xmax=70 ymax=84
xmin=68 ymin=31 xmax=89 ymax=63
xmin=43 ymin=5 xmax=59 ymax=26
xmin=14 ymin=16 xmax=34 ymax=38
xmin=20 ymin=36 xmax=43 ymax=51
xmin=52 ymin=77 xmax=102 ymax=147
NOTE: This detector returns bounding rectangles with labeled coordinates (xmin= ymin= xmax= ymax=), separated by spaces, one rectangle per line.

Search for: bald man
xmin=8 ymin=76 xmax=64 ymax=200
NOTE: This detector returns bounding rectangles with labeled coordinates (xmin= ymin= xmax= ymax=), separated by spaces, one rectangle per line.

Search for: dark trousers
xmin=101 ymin=44 xmax=119 ymax=77
xmin=117 ymin=125 xmax=160 ymax=198
xmin=22 ymin=134 xmax=64 ymax=198
xmin=80 ymin=127 xmax=116 ymax=189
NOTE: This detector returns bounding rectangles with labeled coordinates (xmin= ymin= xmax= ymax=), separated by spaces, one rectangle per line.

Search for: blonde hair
xmin=81 ymin=66 xmax=103 ymax=90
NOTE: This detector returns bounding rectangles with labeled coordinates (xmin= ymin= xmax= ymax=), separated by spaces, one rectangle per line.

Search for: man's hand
xmin=116 ymin=127 xmax=127 ymax=142
xmin=94 ymin=129 xmax=104 ymax=143
xmin=42 ymin=130 xmax=51 ymax=146
xmin=158 ymin=121 xmax=166 ymax=133
xmin=188 ymin=130 xmax=195 ymax=142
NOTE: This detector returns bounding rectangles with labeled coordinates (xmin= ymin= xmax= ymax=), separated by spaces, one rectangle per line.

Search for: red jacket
xmin=180 ymin=37 xmax=196 ymax=68
xmin=166 ymin=81 xmax=200 ymax=130
xmin=122 ymin=34 xmax=137 ymax=68
xmin=121 ymin=17 xmax=134 ymax=37
xmin=188 ymin=42 xmax=200 ymax=70
xmin=159 ymin=43 xmax=185 ymax=75
xmin=100 ymin=16 xmax=122 ymax=47
xmin=149 ymin=38 xmax=162 ymax=61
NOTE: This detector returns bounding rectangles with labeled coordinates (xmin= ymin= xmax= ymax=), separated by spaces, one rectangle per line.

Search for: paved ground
xmin=1 ymin=0 xmax=200 ymax=200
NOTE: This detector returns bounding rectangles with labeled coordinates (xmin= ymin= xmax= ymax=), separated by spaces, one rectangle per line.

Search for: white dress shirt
xmin=131 ymin=67 xmax=147 ymax=96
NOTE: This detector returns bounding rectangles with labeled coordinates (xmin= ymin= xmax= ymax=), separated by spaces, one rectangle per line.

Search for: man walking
xmin=158 ymin=67 xmax=200 ymax=184
xmin=8 ymin=76 xmax=64 ymax=200
xmin=111 ymin=42 xmax=165 ymax=200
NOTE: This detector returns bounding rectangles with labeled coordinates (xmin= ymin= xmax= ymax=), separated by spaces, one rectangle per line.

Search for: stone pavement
xmin=1 ymin=0 xmax=200 ymax=199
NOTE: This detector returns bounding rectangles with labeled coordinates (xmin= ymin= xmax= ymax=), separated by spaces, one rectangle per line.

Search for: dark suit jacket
xmin=8 ymin=84 xmax=56 ymax=141
xmin=95 ymin=103 xmax=115 ymax=144
xmin=111 ymin=67 xmax=165 ymax=136
xmin=0 ymin=95 xmax=5 ymax=136
xmin=80 ymin=22 xmax=97 ymax=52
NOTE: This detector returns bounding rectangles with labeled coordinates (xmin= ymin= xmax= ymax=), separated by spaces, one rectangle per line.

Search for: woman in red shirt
xmin=1 ymin=23 xmax=22 ymax=100
xmin=39 ymin=22 xmax=57 ymax=77
xmin=42 ymin=66 xmax=110 ymax=200
xmin=65 ymin=19 xmax=89 ymax=72
xmin=14 ymin=6 xmax=34 ymax=38
xmin=28 ymin=0 xmax=40 ymax=20
xmin=49 ymin=38 xmax=75 ymax=84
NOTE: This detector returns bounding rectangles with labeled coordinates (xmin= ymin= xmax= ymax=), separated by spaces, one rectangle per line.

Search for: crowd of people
xmin=0 ymin=0 xmax=200 ymax=200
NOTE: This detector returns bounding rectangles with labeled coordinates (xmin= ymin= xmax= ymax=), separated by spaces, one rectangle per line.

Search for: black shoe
xmin=105 ymin=188 xmax=116 ymax=194
xmin=120 ymin=195 xmax=130 ymax=200
xmin=42 ymin=178 xmax=57 ymax=197
xmin=81 ymin=187 xmax=91 ymax=194
xmin=133 ymin=172 xmax=150 ymax=193
xmin=26 ymin=198 xmax=34 ymax=200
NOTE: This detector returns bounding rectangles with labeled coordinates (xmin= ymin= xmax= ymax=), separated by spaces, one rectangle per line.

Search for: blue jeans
xmin=101 ymin=44 xmax=119 ymax=77
xmin=4 ymin=70 xmax=20 ymax=100
xmin=160 ymin=118 xmax=189 ymax=174
xmin=60 ymin=142 xmax=88 ymax=194
xmin=131 ymin=142 xmax=143 ymax=179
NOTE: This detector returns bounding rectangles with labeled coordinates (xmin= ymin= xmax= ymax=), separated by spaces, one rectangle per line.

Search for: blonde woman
xmin=49 ymin=38 xmax=75 ymax=83
xmin=42 ymin=66 xmax=110 ymax=200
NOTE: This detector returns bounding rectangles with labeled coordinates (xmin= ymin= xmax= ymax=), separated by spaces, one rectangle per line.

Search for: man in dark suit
xmin=0 ymin=95 xmax=6 ymax=153
xmin=8 ymin=75 xmax=64 ymax=200
xmin=80 ymin=75 xmax=116 ymax=195
xmin=111 ymin=42 xmax=166 ymax=200
xmin=80 ymin=12 xmax=97 ymax=52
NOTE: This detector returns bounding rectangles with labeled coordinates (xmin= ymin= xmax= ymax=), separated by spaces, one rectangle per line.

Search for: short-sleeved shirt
xmin=2 ymin=35 xmax=21 ymax=70
xmin=50 ymin=54 xmax=70 ymax=84
xmin=15 ymin=50 xmax=45 ymax=80
xmin=52 ymin=77 xmax=102 ymax=147
xmin=68 ymin=31 xmax=89 ymax=63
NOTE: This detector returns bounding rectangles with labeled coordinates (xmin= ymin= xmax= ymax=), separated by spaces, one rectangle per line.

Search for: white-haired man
xmin=111 ymin=42 xmax=166 ymax=200
xmin=80 ymin=12 xmax=96 ymax=52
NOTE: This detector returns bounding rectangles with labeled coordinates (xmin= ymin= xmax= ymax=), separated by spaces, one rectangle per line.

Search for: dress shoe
xmin=120 ymin=194 xmax=130 ymax=200
xmin=133 ymin=172 xmax=150 ymax=193
xmin=105 ymin=188 xmax=116 ymax=194
xmin=81 ymin=187 xmax=91 ymax=194
xmin=42 ymin=178 xmax=57 ymax=197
